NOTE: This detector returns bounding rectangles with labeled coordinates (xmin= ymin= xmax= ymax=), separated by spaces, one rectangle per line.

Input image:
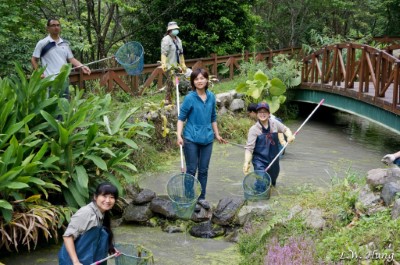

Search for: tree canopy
xmin=1 ymin=0 xmax=399 ymax=76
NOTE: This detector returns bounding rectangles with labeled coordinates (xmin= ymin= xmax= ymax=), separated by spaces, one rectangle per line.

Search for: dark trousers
xmin=183 ymin=140 xmax=213 ymax=200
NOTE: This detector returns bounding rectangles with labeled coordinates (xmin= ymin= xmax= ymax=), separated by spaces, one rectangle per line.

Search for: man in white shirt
xmin=31 ymin=18 xmax=90 ymax=96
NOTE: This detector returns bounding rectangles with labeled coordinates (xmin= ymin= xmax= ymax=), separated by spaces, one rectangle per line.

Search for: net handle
xmin=89 ymin=252 xmax=119 ymax=265
xmin=72 ymin=56 xmax=115 ymax=71
xmin=52 ymin=42 xmax=142 ymax=77
xmin=265 ymin=98 xmax=325 ymax=171
xmin=175 ymin=75 xmax=185 ymax=173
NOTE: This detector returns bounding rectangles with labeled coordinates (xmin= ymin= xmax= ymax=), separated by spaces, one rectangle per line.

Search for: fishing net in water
xmin=167 ymin=173 xmax=202 ymax=219
xmin=243 ymin=170 xmax=271 ymax=201
xmin=115 ymin=41 xmax=144 ymax=76
xmin=114 ymin=243 xmax=153 ymax=265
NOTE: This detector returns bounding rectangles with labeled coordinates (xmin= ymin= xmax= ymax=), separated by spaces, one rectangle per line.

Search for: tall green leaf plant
xmin=236 ymin=70 xmax=287 ymax=113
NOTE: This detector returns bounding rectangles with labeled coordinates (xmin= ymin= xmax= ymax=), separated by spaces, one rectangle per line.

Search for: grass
xmin=237 ymin=170 xmax=400 ymax=264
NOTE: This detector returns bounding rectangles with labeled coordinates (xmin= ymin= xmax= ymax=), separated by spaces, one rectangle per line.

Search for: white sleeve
xmin=32 ymin=41 xmax=45 ymax=58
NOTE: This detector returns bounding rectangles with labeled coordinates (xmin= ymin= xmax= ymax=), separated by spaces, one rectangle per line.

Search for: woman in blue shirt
xmin=177 ymin=68 xmax=226 ymax=211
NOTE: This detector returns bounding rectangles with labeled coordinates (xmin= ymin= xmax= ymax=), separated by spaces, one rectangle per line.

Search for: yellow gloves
xmin=278 ymin=133 xmax=287 ymax=146
xmin=161 ymin=54 xmax=167 ymax=71
xmin=179 ymin=55 xmax=187 ymax=72
xmin=382 ymin=154 xmax=396 ymax=165
xmin=284 ymin=128 xmax=295 ymax=144
xmin=243 ymin=150 xmax=252 ymax=175
xmin=161 ymin=54 xmax=186 ymax=72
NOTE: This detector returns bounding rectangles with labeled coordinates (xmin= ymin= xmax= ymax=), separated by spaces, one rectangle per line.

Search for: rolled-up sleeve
xmin=245 ymin=126 xmax=258 ymax=153
xmin=63 ymin=207 xmax=92 ymax=240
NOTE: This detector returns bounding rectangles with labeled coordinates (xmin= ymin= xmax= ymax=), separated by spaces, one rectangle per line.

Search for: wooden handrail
xmin=69 ymin=48 xmax=301 ymax=94
xmin=302 ymin=42 xmax=400 ymax=115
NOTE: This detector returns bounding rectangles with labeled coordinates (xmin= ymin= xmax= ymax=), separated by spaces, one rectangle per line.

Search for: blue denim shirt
xmin=178 ymin=90 xmax=217 ymax=145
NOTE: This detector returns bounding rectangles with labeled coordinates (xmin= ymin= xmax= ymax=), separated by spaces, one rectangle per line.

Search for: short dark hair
xmin=190 ymin=68 xmax=209 ymax=91
xmin=247 ymin=103 xmax=258 ymax=112
xmin=47 ymin=18 xmax=60 ymax=26
xmin=95 ymin=182 xmax=119 ymax=200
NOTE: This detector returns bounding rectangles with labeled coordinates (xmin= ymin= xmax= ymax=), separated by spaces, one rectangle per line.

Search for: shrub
xmin=0 ymin=63 xmax=153 ymax=251
xmin=265 ymin=236 xmax=316 ymax=265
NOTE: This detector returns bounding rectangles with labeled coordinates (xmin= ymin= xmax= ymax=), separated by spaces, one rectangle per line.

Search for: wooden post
xmin=131 ymin=75 xmax=139 ymax=95
xmin=393 ymin=63 xmax=399 ymax=109
xmin=311 ymin=54 xmax=315 ymax=83
xmin=245 ymin=50 xmax=249 ymax=62
xmin=345 ymin=44 xmax=351 ymax=89
xmin=332 ymin=46 xmax=338 ymax=88
xmin=359 ymin=47 xmax=365 ymax=96
xmin=349 ymin=47 xmax=356 ymax=88
xmin=211 ymin=53 xmax=218 ymax=77
xmin=375 ymin=52 xmax=381 ymax=97
xmin=78 ymin=68 xmax=84 ymax=89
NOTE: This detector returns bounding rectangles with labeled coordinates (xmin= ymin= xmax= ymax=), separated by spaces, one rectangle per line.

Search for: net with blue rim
xmin=242 ymin=170 xmax=271 ymax=201
xmin=167 ymin=173 xmax=202 ymax=219
xmin=114 ymin=243 xmax=153 ymax=265
xmin=115 ymin=42 xmax=144 ymax=76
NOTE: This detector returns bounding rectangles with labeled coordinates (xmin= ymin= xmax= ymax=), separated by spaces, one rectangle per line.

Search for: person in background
xmin=160 ymin=21 xmax=187 ymax=104
xmin=247 ymin=103 xmax=258 ymax=121
xmin=382 ymin=151 xmax=400 ymax=167
xmin=58 ymin=182 xmax=118 ymax=265
xmin=31 ymin=18 xmax=90 ymax=97
xmin=177 ymin=68 xmax=226 ymax=212
xmin=243 ymin=102 xmax=295 ymax=187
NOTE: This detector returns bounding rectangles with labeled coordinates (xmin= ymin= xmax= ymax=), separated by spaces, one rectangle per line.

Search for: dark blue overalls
xmin=58 ymin=227 xmax=109 ymax=265
xmin=252 ymin=121 xmax=280 ymax=186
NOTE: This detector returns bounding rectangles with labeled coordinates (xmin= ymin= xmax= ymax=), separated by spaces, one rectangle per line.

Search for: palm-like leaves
xmin=0 ymin=63 xmax=152 ymax=251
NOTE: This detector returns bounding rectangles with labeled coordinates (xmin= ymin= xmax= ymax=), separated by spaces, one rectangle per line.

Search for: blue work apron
xmin=252 ymin=121 xmax=280 ymax=186
xmin=58 ymin=226 xmax=109 ymax=265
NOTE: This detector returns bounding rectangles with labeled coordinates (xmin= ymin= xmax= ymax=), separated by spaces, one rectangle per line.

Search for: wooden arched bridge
xmin=299 ymin=43 xmax=400 ymax=132
xmin=69 ymin=43 xmax=400 ymax=132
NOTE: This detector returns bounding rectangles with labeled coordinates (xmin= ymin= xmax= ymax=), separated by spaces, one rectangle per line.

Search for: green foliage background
xmin=1 ymin=0 xmax=400 ymax=76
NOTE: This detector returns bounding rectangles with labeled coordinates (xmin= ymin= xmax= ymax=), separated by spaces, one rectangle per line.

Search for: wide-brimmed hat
xmin=167 ymin=21 xmax=179 ymax=31
xmin=256 ymin=102 xmax=270 ymax=112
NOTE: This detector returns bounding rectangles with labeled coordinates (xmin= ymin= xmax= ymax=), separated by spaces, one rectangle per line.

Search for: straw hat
xmin=167 ymin=21 xmax=179 ymax=31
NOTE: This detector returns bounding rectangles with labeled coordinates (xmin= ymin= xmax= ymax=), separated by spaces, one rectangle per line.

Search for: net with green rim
xmin=242 ymin=170 xmax=271 ymax=201
xmin=167 ymin=173 xmax=202 ymax=219
xmin=114 ymin=243 xmax=153 ymax=265
xmin=115 ymin=41 xmax=144 ymax=76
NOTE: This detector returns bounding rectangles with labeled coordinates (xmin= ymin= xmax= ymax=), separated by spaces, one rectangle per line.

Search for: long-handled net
xmin=167 ymin=173 xmax=202 ymax=219
xmin=90 ymin=243 xmax=153 ymax=265
xmin=56 ymin=41 xmax=144 ymax=77
xmin=243 ymin=170 xmax=271 ymax=200
xmin=166 ymin=74 xmax=202 ymax=219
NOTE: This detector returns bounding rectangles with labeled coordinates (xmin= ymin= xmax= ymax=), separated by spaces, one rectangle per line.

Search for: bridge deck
xmin=302 ymin=81 xmax=400 ymax=115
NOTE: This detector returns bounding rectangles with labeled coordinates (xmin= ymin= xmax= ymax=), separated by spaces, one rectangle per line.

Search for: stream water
xmin=1 ymin=103 xmax=399 ymax=265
